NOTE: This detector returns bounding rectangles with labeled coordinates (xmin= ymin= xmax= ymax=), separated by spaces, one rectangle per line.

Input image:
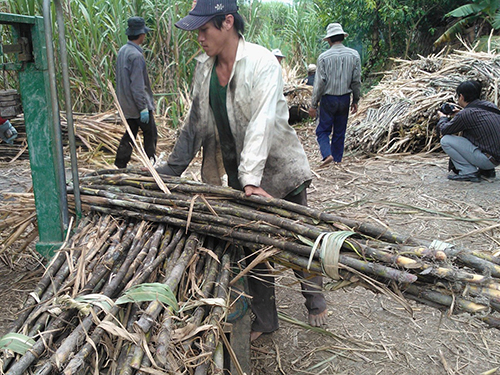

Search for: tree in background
xmin=313 ymin=0 xmax=469 ymax=74
xmin=434 ymin=0 xmax=500 ymax=50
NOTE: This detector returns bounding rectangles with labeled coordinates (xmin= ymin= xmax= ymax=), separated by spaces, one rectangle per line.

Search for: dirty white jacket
xmin=157 ymin=37 xmax=312 ymax=198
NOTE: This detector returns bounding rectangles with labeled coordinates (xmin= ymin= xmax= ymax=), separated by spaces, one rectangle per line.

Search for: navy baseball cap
xmin=175 ymin=0 xmax=239 ymax=31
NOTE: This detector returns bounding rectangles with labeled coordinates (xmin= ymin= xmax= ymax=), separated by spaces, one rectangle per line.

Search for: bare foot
xmin=319 ymin=155 xmax=333 ymax=168
xmin=308 ymin=309 xmax=328 ymax=327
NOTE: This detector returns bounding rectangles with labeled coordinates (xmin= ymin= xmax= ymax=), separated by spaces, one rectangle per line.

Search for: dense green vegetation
xmin=0 ymin=0 xmax=498 ymax=120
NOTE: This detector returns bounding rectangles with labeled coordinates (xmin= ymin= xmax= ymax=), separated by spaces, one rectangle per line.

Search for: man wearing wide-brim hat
xmin=309 ymin=22 xmax=361 ymax=167
xmin=271 ymin=48 xmax=285 ymax=64
xmin=114 ymin=16 xmax=157 ymax=169
xmin=156 ymin=0 xmax=328 ymax=341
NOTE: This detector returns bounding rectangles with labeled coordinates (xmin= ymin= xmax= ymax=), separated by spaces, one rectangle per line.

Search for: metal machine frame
xmin=1 ymin=4 xmax=81 ymax=258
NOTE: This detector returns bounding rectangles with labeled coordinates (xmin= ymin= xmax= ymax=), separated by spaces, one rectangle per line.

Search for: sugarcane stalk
xmin=61 ymin=230 xmax=192 ymax=375
xmin=443 ymin=247 xmax=500 ymax=278
xmin=129 ymin=331 xmax=150 ymax=370
xmin=109 ymin=303 xmax=136 ymax=375
xmin=471 ymin=250 xmax=500 ymax=266
xmin=399 ymin=245 xmax=447 ymax=261
xmin=467 ymin=285 xmax=500 ymax=304
xmin=194 ymin=251 xmax=232 ymax=375
xmin=115 ymin=342 xmax=134 ymax=375
xmin=404 ymin=284 xmax=489 ymax=314
xmin=100 ymin=222 xmax=151 ymax=297
xmin=129 ymin=227 xmax=185 ymax=288
xmin=179 ymin=242 xmax=225 ymax=354
xmin=360 ymin=244 xmax=488 ymax=283
xmin=109 ymin=234 xmax=201 ymax=374
xmin=79 ymin=172 xmax=416 ymax=244
xmin=38 ymin=231 xmax=141 ymax=375
xmin=8 ymin=249 xmax=67 ymax=333
xmin=6 ymin=308 xmax=79 ymax=375
xmin=140 ymin=223 xmax=167 ymax=270
xmin=154 ymin=311 xmax=173 ymax=368
xmin=89 ymin=204 xmax=419 ymax=285
xmin=213 ymin=341 xmax=224 ymax=372
xmin=8 ymin=216 xmax=96 ymax=336
xmin=135 ymin=233 xmax=203 ymax=333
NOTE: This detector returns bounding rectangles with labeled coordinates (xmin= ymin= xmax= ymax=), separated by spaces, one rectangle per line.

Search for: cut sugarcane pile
xmin=73 ymin=170 xmax=500 ymax=321
xmin=3 ymin=170 xmax=500 ymax=374
xmin=0 ymin=112 xmax=177 ymax=165
xmin=2 ymin=215 xmax=245 ymax=375
xmin=346 ymin=49 xmax=500 ymax=155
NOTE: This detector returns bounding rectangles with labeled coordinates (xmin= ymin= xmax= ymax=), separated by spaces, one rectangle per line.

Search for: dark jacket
xmin=116 ymin=41 xmax=154 ymax=119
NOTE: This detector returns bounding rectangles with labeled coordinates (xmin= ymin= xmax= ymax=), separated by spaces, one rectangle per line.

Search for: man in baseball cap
xmin=175 ymin=0 xmax=239 ymax=31
xmin=161 ymin=0 xmax=328 ymax=340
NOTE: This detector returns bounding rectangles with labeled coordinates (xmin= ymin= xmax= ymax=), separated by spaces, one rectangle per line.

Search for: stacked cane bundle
xmin=2 ymin=170 xmax=500 ymax=374
xmin=1 ymin=215 xmax=247 ymax=375
xmin=346 ymin=49 xmax=500 ymax=155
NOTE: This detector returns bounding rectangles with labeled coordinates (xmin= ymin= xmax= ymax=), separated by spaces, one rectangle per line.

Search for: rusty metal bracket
xmin=2 ymin=36 xmax=32 ymax=61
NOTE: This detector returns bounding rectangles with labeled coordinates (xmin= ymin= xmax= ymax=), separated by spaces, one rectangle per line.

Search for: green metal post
xmin=1 ymin=13 xmax=68 ymax=257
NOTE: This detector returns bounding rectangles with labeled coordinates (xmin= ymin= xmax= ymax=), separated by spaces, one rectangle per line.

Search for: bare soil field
xmin=0 ymin=123 xmax=499 ymax=374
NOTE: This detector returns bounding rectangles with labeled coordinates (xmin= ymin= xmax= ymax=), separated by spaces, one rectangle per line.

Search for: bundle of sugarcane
xmin=69 ymin=170 xmax=500 ymax=326
xmin=0 ymin=192 xmax=38 ymax=260
xmin=62 ymin=112 xmax=177 ymax=168
xmin=346 ymin=49 xmax=500 ymax=155
xmin=1 ymin=214 xmax=254 ymax=375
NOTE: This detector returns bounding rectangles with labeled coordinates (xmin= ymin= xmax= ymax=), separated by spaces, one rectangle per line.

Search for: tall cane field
xmin=0 ymin=0 xmax=325 ymax=126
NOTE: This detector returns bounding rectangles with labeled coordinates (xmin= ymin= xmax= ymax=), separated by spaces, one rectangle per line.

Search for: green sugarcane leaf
xmin=116 ymin=283 xmax=179 ymax=312
xmin=0 ymin=333 xmax=35 ymax=355
xmin=75 ymin=294 xmax=115 ymax=313
xmin=297 ymin=234 xmax=314 ymax=247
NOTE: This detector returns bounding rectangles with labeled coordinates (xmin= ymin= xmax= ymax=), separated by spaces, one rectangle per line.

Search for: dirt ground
xmin=0 ymin=123 xmax=500 ymax=374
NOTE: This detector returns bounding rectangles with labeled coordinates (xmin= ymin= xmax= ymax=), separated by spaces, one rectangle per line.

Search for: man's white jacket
xmin=157 ymin=37 xmax=312 ymax=198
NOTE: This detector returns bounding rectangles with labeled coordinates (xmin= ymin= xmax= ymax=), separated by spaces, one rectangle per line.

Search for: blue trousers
xmin=316 ymin=94 xmax=351 ymax=162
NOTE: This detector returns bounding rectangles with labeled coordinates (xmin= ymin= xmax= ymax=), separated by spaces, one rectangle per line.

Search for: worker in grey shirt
xmin=114 ymin=16 xmax=157 ymax=168
xmin=309 ymin=23 xmax=361 ymax=167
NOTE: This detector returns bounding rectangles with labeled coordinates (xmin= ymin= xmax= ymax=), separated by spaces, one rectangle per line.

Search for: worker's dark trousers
xmin=114 ymin=112 xmax=157 ymax=168
xmin=247 ymin=189 xmax=326 ymax=334
xmin=316 ymin=94 xmax=350 ymax=163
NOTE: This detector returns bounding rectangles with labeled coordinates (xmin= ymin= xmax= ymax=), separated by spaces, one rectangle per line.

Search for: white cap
xmin=271 ymin=48 xmax=285 ymax=58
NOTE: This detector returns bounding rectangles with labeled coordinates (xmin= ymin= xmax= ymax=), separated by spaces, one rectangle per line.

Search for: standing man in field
xmin=157 ymin=0 xmax=327 ymax=340
xmin=309 ymin=23 xmax=361 ymax=167
xmin=114 ymin=16 xmax=157 ymax=169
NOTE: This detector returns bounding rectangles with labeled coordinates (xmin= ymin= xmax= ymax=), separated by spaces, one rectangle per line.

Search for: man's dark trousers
xmin=316 ymin=94 xmax=350 ymax=162
xmin=246 ymin=189 xmax=326 ymax=333
xmin=115 ymin=110 xmax=157 ymax=168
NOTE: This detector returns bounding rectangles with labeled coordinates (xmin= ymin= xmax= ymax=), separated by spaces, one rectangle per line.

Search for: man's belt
xmin=483 ymin=151 xmax=500 ymax=166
